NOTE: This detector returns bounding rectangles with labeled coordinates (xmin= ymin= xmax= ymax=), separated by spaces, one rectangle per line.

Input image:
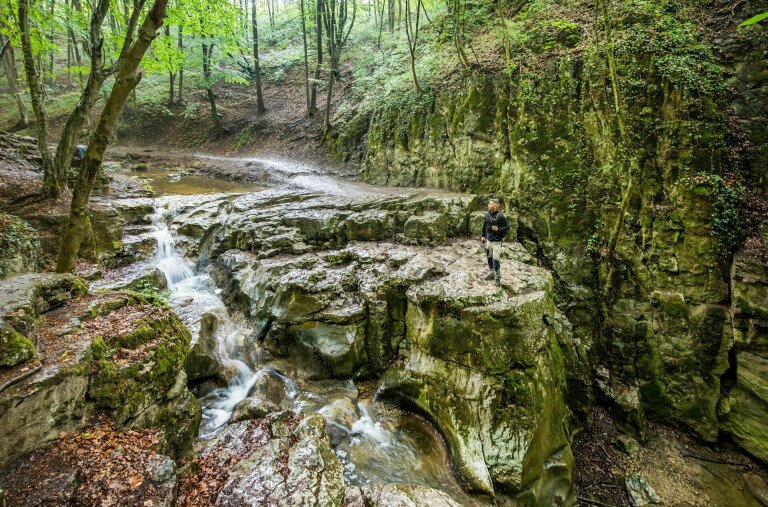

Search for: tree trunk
xmin=3 ymin=45 xmax=30 ymax=130
xmin=404 ymin=0 xmax=422 ymax=93
xmin=387 ymin=0 xmax=394 ymax=32
xmin=178 ymin=26 xmax=184 ymax=102
xmin=69 ymin=0 xmax=83 ymax=87
xmin=323 ymin=58 xmax=334 ymax=132
xmin=51 ymin=0 xmax=111 ymax=192
xmin=19 ymin=0 xmax=58 ymax=197
xmin=251 ymin=0 xmax=266 ymax=112
xmin=309 ymin=0 xmax=323 ymax=115
xmin=165 ymin=25 xmax=175 ymax=104
xmin=57 ymin=0 xmax=169 ymax=273
xmin=300 ymin=0 xmax=311 ymax=115
xmin=202 ymin=43 xmax=224 ymax=133
xmin=47 ymin=0 xmax=55 ymax=86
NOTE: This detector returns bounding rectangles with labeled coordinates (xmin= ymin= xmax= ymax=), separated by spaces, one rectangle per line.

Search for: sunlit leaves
xmin=738 ymin=12 xmax=768 ymax=29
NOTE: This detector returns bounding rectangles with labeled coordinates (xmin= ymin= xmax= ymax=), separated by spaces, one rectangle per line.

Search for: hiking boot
xmin=484 ymin=272 xmax=495 ymax=281
xmin=495 ymin=275 xmax=501 ymax=286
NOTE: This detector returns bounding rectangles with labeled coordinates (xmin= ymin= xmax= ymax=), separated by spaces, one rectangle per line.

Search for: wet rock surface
xmin=169 ymin=189 xmax=574 ymax=503
xmin=178 ymin=412 xmax=345 ymax=506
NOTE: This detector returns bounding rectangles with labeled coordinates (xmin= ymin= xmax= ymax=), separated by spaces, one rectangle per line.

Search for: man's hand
xmin=491 ymin=225 xmax=499 ymax=231
xmin=481 ymin=237 xmax=486 ymax=244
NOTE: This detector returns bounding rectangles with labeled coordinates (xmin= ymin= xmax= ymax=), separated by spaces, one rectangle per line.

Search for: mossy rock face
xmin=184 ymin=312 xmax=223 ymax=381
xmin=87 ymin=306 xmax=195 ymax=422
xmin=0 ymin=273 xmax=88 ymax=335
xmin=402 ymin=212 xmax=447 ymax=246
xmin=288 ymin=320 xmax=369 ymax=379
xmin=0 ymin=288 xmax=200 ymax=465
xmin=81 ymin=203 xmax=127 ymax=267
xmin=341 ymin=0 xmax=752 ymax=444
xmin=0 ymin=320 xmax=36 ymax=368
xmin=719 ymin=352 xmax=768 ymax=463
xmin=0 ymin=213 xmax=40 ymax=279
xmin=720 ymin=252 xmax=768 ymax=463
xmin=379 ymin=257 xmax=573 ymax=504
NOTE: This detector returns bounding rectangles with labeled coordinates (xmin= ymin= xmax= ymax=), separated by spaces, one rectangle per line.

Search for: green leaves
xmin=738 ymin=12 xmax=768 ymax=29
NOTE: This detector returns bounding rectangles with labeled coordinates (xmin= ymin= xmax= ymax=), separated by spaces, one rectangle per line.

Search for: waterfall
xmin=152 ymin=203 xmax=194 ymax=287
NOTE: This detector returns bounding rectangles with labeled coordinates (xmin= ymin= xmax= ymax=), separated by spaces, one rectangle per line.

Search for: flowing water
xmin=146 ymin=178 xmax=484 ymax=506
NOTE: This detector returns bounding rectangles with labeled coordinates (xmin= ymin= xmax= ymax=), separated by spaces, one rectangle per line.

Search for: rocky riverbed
xmin=1 ymin=144 xmax=768 ymax=506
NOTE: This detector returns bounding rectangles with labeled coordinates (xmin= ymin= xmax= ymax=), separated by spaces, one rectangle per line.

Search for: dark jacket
xmin=482 ymin=210 xmax=510 ymax=242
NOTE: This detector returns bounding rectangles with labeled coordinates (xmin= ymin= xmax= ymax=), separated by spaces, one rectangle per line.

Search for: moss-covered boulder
xmin=0 ymin=286 xmax=200 ymax=466
xmin=0 ymin=321 xmax=35 ymax=368
xmin=0 ymin=273 xmax=88 ymax=336
xmin=402 ymin=211 xmax=447 ymax=245
xmin=380 ymin=256 xmax=573 ymax=503
xmin=184 ymin=311 xmax=224 ymax=381
xmin=86 ymin=303 xmax=200 ymax=454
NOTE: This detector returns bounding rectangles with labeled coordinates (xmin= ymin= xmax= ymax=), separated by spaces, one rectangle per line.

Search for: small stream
xmin=149 ymin=193 xmax=482 ymax=506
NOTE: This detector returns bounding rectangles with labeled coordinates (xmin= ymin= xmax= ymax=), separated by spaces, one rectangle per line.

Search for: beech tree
xmin=0 ymin=33 xmax=29 ymax=130
xmin=179 ymin=0 xmax=241 ymax=136
xmin=57 ymin=0 xmax=170 ymax=272
xmin=251 ymin=0 xmax=265 ymax=112
xmin=320 ymin=0 xmax=355 ymax=132
xmin=15 ymin=0 xmax=152 ymax=199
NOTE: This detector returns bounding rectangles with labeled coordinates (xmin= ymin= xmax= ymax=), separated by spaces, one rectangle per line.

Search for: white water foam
xmin=152 ymin=204 xmax=193 ymax=287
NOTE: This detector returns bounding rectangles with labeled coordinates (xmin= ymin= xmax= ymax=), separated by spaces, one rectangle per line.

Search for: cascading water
xmin=152 ymin=203 xmax=194 ymax=287
xmin=146 ymin=193 xmax=484 ymax=505
xmin=149 ymin=199 xmax=261 ymax=437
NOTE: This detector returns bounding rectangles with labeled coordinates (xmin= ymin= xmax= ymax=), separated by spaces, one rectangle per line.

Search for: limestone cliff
xmin=334 ymin=0 xmax=768 ymax=462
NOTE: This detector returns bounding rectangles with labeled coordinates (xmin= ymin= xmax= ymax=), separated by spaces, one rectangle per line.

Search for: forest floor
xmin=573 ymin=407 xmax=768 ymax=507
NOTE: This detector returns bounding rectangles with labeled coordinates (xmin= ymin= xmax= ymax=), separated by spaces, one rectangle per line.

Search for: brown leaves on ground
xmin=0 ymin=418 xmax=170 ymax=507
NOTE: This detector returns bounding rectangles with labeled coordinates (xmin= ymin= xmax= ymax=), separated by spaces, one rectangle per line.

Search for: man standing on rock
xmin=481 ymin=198 xmax=510 ymax=286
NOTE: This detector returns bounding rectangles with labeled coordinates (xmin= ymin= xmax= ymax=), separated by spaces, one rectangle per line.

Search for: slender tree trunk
xmin=323 ymin=58 xmax=334 ymax=132
xmin=3 ymin=45 xmax=30 ymax=130
xmin=251 ymin=0 xmax=266 ymax=112
xmin=404 ymin=0 xmax=422 ymax=92
xmin=178 ymin=26 xmax=184 ymax=102
xmin=202 ymin=43 xmax=224 ymax=133
xmin=309 ymin=0 xmax=323 ymax=115
xmin=169 ymin=71 xmax=176 ymax=104
xmin=387 ymin=0 xmax=394 ymax=32
xmin=51 ymin=0 xmax=111 ymax=191
xmin=266 ymin=0 xmax=274 ymax=29
xmin=70 ymin=0 xmax=83 ymax=88
xmin=165 ymin=25 xmax=175 ymax=104
xmin=47 ymin=0 xmax=55 ymax=86
xmin=377 ymin=0 xmax=385 ymax=45
xmin=300 ymin=0 xmax=311 ymax=115
xmin=66 ymin=0 xmax=71 ymax=85
xmin=19 ymin=0 xmax=58 ymax=197
xmin=57 ymin=0 xmax=169 ymax=272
